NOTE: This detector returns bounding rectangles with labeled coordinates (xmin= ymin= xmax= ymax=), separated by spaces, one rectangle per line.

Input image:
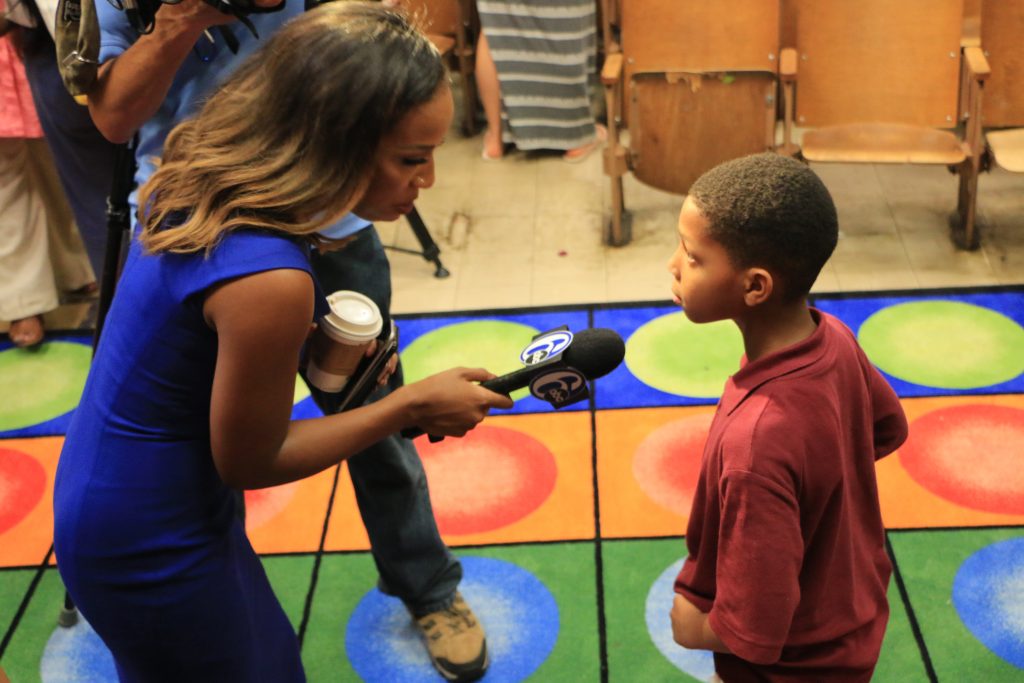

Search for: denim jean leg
xmin=307 ymin=227 xmax=461 ymax=616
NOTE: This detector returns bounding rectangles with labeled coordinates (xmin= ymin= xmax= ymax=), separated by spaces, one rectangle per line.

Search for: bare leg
xmin=475 ymin=32 xmax=504 ymax=159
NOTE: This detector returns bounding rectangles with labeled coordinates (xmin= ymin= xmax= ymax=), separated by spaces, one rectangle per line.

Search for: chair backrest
xmin=981 ymin=0 xmax=1024 ymax=128
xmin=620 ymin=0 xmax=779 ymax=81
xmin=615 ymin=0 xmax=781 ymax=194
xmin=629 ymin=73 xmax=777 ymax=193
xmin=791 ymin=0 xmax=964 ymax=129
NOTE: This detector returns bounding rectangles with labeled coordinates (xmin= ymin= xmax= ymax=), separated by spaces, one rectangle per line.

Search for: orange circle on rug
xmin=416 ymin=426 xmax=557 ymax=535
xmin=633 ymin=414 xmax=712 ymax=516
xmin=899 ymin=404 xmax=1024 ymax=515
xmin=0 ymin=447 xmax=47 ymax=535
xmin=244 ymin=482 xmax=299 ymax=531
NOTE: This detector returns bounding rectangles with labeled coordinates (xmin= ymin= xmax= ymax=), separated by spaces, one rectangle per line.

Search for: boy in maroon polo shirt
xmin=666 ymin=153 xmax=908 ymax=682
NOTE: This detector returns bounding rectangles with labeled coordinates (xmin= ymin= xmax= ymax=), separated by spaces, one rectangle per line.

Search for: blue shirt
xmin=96 ymin=0 xmax=370 ymax=239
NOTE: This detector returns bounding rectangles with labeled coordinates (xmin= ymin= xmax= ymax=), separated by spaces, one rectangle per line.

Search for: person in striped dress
xmin=475 ymin=0 xmax=605 ymax=162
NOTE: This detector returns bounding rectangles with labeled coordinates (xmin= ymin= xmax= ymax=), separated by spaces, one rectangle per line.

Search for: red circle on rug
xmin=0 ymin=448 xmax=47 ymax=535
xmin=416 ymin=426 xmax=557 ymax=535
xmin=244 ymin=482 xmax=298 ymax=530
xmin=899 ymin=404 xmax=1024 ymax=515
xmin=633 ymin=414 xmax=712 ymax=516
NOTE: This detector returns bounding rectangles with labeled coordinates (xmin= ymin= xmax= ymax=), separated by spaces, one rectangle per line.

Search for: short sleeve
xmin=707 ymin=469 xmax=804 ymax=665
xmin=96 ymin=0 xmax=135 ymax=63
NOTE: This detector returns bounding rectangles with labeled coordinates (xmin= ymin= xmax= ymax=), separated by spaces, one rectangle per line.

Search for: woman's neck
xmin=735 ymin=301 xmax=817 ymax=363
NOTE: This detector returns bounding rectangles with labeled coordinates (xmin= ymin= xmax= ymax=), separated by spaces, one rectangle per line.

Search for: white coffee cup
xmin=306 ymin=290 xmax=383 ymax=393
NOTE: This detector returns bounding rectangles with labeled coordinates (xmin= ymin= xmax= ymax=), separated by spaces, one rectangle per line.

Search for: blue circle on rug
xmin=345 ymin=556 xmax=559 ymax=681
xmin=645 ymin=559 xmax=716 ymax=680
xmin=953 ymin=538 xmax=1024 ymax=669
xmin=40 ymin=618 xmax=117 ymax=682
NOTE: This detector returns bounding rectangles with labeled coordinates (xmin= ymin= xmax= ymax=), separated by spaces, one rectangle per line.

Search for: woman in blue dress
xmin=52 ymin=4 xmax=513 ymax=680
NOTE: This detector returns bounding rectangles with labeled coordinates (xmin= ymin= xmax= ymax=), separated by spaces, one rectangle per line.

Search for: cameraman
xmin=82 ymin=1 xmax=492 ymax=681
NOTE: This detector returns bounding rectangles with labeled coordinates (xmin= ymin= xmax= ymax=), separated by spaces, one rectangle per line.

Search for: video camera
xmin=114 ymin=0 xmax=286 ymax=46
xmin=56 ymin=0 xmax=294 ymax=98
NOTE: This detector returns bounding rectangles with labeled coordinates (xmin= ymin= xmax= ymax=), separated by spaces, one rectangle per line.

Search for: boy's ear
xmin=742 ymin=268 xmax=773 ymax=307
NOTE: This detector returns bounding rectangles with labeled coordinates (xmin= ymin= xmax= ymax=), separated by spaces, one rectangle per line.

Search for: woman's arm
xmin=204 ymin=268 xmax=512 ymax=489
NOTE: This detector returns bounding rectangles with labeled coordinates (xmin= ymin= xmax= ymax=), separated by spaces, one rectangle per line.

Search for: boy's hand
xmin=670 ymin=594 xmax=704 ymax=648
xmin=670 ymin=594 xmax=732 ymax=654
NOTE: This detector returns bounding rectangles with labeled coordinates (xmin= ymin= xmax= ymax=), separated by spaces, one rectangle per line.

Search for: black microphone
xmin=479 ymin=327 xmax=625 ymax=396
xmin=401 ymin=327 xmax=625 ymax=441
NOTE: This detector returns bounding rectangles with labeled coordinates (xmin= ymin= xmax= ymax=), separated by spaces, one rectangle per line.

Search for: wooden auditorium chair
xmin=600 ymin=0 xmax=785 ymax=246
xmin=780 ymin=0 xmax=988 ymax=249
xmin=402 ymin=0 xmax=478 ymax=135
xmin=974 ymin=0 xmax=1024 ymax=177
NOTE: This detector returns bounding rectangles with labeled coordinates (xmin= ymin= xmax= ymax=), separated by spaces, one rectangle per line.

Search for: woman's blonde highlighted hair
xmin=138 ymin=1 xmax=445 ymax=254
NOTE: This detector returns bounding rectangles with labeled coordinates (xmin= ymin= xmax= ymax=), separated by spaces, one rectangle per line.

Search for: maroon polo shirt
xmin=675 ymin=309 xmax=908 ymax=682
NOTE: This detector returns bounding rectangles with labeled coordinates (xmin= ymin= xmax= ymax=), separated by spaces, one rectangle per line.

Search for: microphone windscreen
xmin=561 ymin=328 xmax=625 ymax=380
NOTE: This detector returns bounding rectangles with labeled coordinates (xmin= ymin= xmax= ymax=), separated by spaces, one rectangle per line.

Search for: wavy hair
xmin=138 ymin=1 xmax=445 ymax=254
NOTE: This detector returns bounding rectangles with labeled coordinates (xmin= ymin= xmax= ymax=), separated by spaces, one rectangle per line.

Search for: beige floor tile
xmin=830 ymin=233 xmax=920 ymax=291
xmin=461 ymin=214 xmax=537 ymax=256
xmin=391 ymin=281 xmax=458 ymax=316
xmin=901 ymin=229 xmax=1002 ymax=288
xmin=536 ymin=177 xmax=604 ymax=216
xmin=453 ymin=283 xmax=531 ymax=311
xmin=531 ymin=268 xmax=608 ymax=307
xmin=533 ymin=212 xmax=607 ymax=254
xmin=809 ymin=162 xmax=887 ymax=199
xmin=467 ymin=177 xmax=538 ymax=218
xmin=811 ymin=261 xmax=842 ymax=295
xmin=980 ymin=211 xmax=1024 ymax=285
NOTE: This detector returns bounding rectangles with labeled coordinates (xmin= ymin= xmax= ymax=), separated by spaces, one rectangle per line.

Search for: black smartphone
xmin=332 ymin=321 xmax=399 ymax=412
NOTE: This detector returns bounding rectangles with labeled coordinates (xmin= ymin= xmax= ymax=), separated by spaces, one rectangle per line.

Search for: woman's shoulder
xmin=139 ymin=228 xmax=315 ymax=304
xmin=207 ymin=228 xmax=312 ymax=270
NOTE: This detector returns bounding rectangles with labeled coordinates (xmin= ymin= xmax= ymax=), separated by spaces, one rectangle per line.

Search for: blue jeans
xmin=307 ymin=227 xmax=461 ymax=617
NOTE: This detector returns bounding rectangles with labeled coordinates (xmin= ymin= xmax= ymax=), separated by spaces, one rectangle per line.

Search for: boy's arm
xmin=670 ymin=593 xmax=731 ymax=653
xmin=867 ymin=366 xmax=908 ymax=460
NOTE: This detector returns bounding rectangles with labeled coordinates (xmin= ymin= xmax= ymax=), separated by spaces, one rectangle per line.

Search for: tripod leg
xmin=58 ymin=591 xmax=78 ymax=627
xmin=405 ymin=207 xmax=450 ymax=278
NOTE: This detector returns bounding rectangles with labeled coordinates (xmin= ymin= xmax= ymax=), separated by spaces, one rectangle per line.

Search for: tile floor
xmin=8 ymin=113 xmax=1024 ymax=335
xmin=379 ymin=120 xmax=1024 ymax=315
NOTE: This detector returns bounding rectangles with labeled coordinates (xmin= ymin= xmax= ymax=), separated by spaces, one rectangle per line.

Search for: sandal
xmin=563 ymin=124 xmax=608 ymax=164
xmin=9 ymin=315 xmax=44 ymax=348
xmin=63 ymin=281 xmax=99 ymax=303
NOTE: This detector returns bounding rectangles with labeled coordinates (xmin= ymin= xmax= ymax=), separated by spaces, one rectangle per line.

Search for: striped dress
xmin=477 ymin=0 xmax=598 ymax=151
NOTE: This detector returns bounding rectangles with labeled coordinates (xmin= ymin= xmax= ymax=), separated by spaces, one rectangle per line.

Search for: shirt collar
xmin=719 ymin=308 xmax=829 ymax=415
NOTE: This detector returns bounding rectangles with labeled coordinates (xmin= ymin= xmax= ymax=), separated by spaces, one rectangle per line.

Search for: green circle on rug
xmin=858 ymin=301 xmax=1024 ymax=389
xmin=293 ymin=374 xmax=310 ymax=404
xmin=401 ymin=321 xmax=540 ymax=401
xmin=626 ymin=313 xmax=742 ymax=398
xmin=0 ymin=341 xmax=92 ymax=431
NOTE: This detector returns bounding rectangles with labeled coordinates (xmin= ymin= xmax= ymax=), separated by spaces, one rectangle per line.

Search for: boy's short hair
xmin=688 ymin=153 xmax=838 ymax=301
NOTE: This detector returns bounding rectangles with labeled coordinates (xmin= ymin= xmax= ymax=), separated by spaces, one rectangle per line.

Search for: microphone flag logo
xmin=520 ymin=327 xmax=574 ymax=366
xmin=529 ymin=367 xmax=589 ymax=409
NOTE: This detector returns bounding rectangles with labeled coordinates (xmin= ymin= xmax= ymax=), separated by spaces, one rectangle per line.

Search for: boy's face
xmin=668 ymin=197 xmax=746 ymax=323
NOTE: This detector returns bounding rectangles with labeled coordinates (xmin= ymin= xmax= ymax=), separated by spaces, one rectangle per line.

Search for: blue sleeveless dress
xmin=54 ymin=229 xmax=322 ymax=682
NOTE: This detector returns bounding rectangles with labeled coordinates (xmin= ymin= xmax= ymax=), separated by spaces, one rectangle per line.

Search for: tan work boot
xmin=414 ymin=592 xmax=489 ymax=682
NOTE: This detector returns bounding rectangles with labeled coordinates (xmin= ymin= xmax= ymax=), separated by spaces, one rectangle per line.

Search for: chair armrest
xmin=602 ymin=53 xmax=623 ymax=86
xmin=779 ymin=48 xmax=798 ymax=81
xmin=963 ymin=46 xmax=990 ymax=81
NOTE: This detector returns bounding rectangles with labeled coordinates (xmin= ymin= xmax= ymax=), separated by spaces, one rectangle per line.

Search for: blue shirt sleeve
xmin=318 ymin=213 xmax=373 ymax=240
xmin=96 ymin=0 xmax=134 ymax=63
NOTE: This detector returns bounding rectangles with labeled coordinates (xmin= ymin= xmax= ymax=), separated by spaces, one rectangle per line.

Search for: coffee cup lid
xmin=321 ymin=290 xmax=383 ymax=342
